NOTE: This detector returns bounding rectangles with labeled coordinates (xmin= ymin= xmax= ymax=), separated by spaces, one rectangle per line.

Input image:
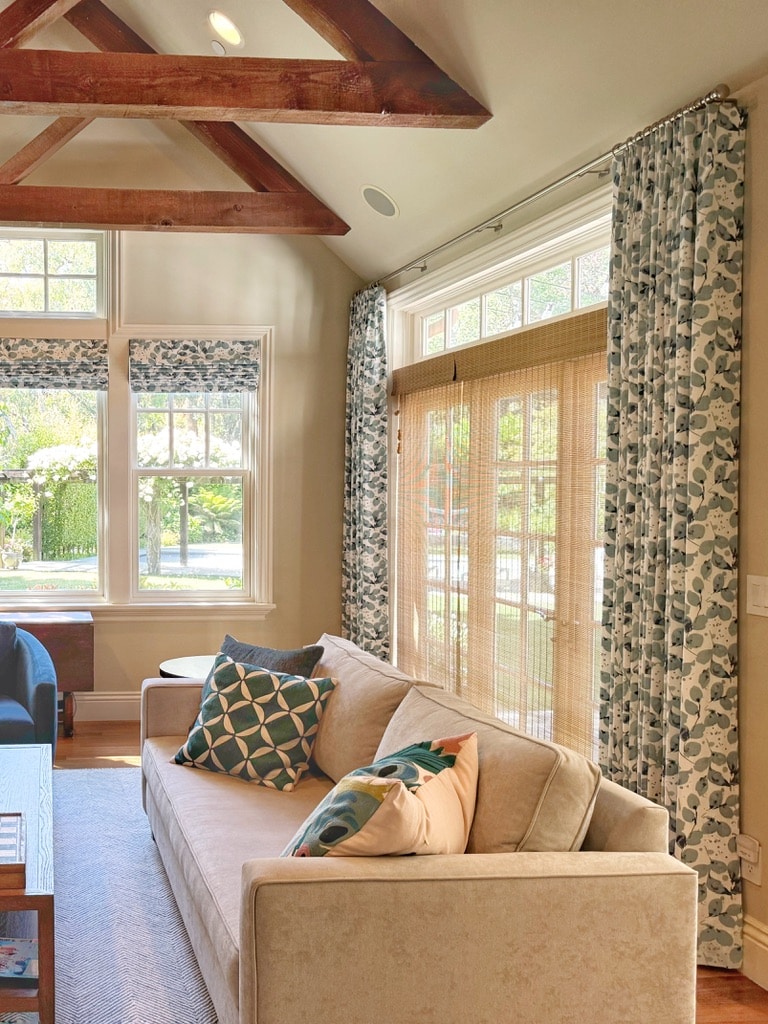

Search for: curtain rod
xmin=375 ymin=82 xmax=730 ymax=287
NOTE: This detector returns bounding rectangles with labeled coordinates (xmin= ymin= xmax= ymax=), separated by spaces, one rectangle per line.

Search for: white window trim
xmin=387 ymin=188 xmax=611 ymax=371
xmin=109 ymin=321 xmax=274 ymax=615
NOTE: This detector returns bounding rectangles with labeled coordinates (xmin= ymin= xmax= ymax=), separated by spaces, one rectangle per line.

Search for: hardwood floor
xmin=697 ymin=968 xmax=768 ymax=1023
xmin=54 ymin=718 xmax=141 ymax=769
xmin=54 ymin=721 xmax=768 ymax=1021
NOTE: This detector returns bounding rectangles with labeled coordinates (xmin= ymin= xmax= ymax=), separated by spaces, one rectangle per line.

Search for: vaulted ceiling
xmin=1 ymin=0 xmax=767 ymax=281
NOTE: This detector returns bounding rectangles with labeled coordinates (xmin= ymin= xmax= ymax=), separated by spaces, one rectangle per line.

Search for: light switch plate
xmin=747 ymin=576 xmax=768 ymax=616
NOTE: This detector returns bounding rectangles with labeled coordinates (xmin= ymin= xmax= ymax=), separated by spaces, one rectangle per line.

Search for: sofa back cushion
xmin=375 ymin=686 xmax=601 ymax=853
xmin=310 ymin=634 xmax=418 ymax=783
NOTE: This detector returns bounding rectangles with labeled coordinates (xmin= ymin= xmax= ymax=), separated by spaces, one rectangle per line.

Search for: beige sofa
xmin=140 ymin=633 xmax=698 ymax=1024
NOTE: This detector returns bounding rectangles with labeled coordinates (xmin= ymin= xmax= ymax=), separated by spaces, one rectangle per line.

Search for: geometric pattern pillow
xmin=281 ymin=732 xmax=478 ymax=856
xmin=175 ymin=654 xmax=336 ymax=791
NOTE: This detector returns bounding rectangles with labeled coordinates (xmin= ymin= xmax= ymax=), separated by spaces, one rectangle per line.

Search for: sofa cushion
xmin=175 ymin=655 xmax=335 ymax=791
xmin=310 ymin=634 xmax=418 ymax=782
xmin=201 ymin=636 xmax=324 ymax=701
xmin=144 ymin=734 xmax=336 ymax=1008
xmin=282 ymin=732 xmax=478 ymax=857
xmin=376 ymin=686 xmax=601 ymax=853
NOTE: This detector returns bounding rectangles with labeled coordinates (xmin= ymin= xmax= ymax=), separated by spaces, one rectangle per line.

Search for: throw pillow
xmin=175 ymin=654 xmax=335 ymax=791
xmin=201 ymin=636 xmax=324 ymax=702
xmin=281 ymin=732 xmax=478 ymax=857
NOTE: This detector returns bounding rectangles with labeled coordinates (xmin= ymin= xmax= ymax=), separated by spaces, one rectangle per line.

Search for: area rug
xmin=0 ymin=767 xmax=217 ymax=1024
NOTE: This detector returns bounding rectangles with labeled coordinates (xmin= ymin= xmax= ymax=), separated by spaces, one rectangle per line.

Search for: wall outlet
xmin=738 ymin=833 xmax=762 ymax=886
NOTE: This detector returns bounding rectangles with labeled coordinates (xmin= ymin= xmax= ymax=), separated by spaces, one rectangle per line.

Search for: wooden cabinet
xmin=3 ymin=612 xmax=94 ymax=737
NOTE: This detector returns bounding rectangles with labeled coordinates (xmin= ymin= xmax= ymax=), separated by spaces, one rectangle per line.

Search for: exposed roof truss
xmin=0 ymin=0 xmax=491 ymax=233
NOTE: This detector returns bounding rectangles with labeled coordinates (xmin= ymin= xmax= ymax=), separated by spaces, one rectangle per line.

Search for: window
xmin=134 ymin=391 xmax=251 ymax=595
xmin=0 ymin=388 xmax=101 ymax=592
xmin=418 ymin=244 xmax=609 ymax=357
xmin=389 ymin=191 xmax=612 ymax=753
xmin=0 ymin=231 xmax=104 ymax=317
xmin=393 ymin=312 xmax=607 ymax=757
xmin=127 ymin=335 xmax=262 ymax=604
xmin=0 ymin=337 xmax=108 ymax=597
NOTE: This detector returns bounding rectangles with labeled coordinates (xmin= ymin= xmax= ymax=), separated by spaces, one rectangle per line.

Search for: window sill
xmin=0 ymin=601 xmax=276 ymax=623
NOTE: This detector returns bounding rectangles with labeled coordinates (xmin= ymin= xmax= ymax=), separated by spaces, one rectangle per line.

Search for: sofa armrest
xmin=240 ymin=851 xmax=697 ymax=1024
xmin=140 ymin=677 xmax=204 ymax=747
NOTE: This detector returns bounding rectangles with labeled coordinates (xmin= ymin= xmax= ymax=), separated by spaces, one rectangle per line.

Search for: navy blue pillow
xmin=201 ymin=636 xmax=324 ymax=702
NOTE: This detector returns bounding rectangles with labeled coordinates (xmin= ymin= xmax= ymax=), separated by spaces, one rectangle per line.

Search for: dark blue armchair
xmin=0 ymin=622 xmax=57 ymax=760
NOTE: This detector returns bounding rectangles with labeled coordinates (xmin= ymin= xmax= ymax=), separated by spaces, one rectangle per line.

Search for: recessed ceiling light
xmin=362 ymin=185 xmax=399 ymax=218
xmin=208 ymin=10 xmax=244 ymax=48
xmin=210 ymin=39 xmax=227 ymax=56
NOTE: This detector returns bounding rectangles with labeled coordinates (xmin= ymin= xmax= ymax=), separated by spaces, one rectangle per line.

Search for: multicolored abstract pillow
xmin=281 ymin=732 xmax=478 ymax=857
xmin=175 ymin=654 xmax=336 ymax=791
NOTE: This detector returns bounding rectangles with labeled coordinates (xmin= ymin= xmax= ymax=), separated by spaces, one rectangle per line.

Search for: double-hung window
xmin=0 ymin=339 xmax=107 ymax=593
xmin=129 ymin=337 xmax=260 ymax=598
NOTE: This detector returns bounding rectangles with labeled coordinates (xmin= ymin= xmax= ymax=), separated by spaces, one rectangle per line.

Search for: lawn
xmin=0 ymin=568 xmax=237 ymax=592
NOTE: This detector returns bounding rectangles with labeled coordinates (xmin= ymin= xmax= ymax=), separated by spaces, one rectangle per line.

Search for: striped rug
xmin=1 ymin=767 xmax=217 ymax=1024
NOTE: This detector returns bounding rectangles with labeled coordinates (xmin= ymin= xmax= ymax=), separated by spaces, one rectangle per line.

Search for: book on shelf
xmin=0 ymin=812 xmax=25 ymax=890
xmin=0 ymin=938 xmax=38 ymax=987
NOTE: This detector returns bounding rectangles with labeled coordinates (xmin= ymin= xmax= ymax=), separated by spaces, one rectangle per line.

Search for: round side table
xmin=158 ymin=655 xmax=215 ymax=679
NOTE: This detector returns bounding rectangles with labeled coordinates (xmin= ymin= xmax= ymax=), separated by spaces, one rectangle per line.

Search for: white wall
xmin=87 ymin=230 xmax=361 ymax=704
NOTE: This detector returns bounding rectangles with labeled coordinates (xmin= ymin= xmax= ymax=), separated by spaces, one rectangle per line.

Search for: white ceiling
xmin=3 ymin=0 xmax=768 ymax=283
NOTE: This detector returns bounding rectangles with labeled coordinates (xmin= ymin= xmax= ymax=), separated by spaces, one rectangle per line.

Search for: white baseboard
xmin=68 ymin=691 xmax=141 ymax=722
xmin=743 ymin=914 xmax=768 ymax=990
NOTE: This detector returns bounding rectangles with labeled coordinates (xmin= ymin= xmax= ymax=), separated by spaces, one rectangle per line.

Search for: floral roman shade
xmin=0 ymin=337 xmax=108 ymax=389
xmin=129 ymin=338 xmax=260 ymax=393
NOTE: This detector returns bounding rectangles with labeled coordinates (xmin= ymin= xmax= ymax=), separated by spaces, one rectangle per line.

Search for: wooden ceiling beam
xmin=64 ymin=0 xmax=154 ymax=54
xmin=281 ymin=0 xmax=432 ymax=63
xmin=0 ymin=184 xmax=351 ymax=233
xmin=0 ymin=0 xmax=82 ymax=48
xmin=0 ymin=116 xmax=93 ymax=184
xmin=0 ymin=49 xmax=491 ymax=127
xmin=63 ymin=0 xmax=304 ymax=193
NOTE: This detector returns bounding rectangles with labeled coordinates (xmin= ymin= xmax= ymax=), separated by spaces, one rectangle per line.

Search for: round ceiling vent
xmin=361 ymin=185 xmax=399 ymax=218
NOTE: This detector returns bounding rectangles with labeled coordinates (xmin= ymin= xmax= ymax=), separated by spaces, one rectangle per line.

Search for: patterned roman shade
xmin=129 ymin=337 xmax=260 ymax=393
xmin=0 ymin=337 xmax=108 ymax=389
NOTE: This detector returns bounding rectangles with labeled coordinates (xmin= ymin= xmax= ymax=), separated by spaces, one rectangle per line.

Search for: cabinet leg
xmin=62 ymin=692 xmax=75 ymax=737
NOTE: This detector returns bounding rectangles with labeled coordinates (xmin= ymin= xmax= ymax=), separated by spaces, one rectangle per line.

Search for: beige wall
xmin=736 ymin=70 xmax=768 ymax=984
xmin=90 ymin=230 xmax=361 ymax=694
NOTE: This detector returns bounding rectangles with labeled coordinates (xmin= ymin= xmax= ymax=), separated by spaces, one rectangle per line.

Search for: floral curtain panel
xmin=601 ymin=103 xmax=746 ymax=967
xmin=343 ymin=284 xmax=389 ymax=657
xmin=129 ymin=338 xmax=260 ymax=393
xmin=0 ymin=337 xmax=108 ymax=389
